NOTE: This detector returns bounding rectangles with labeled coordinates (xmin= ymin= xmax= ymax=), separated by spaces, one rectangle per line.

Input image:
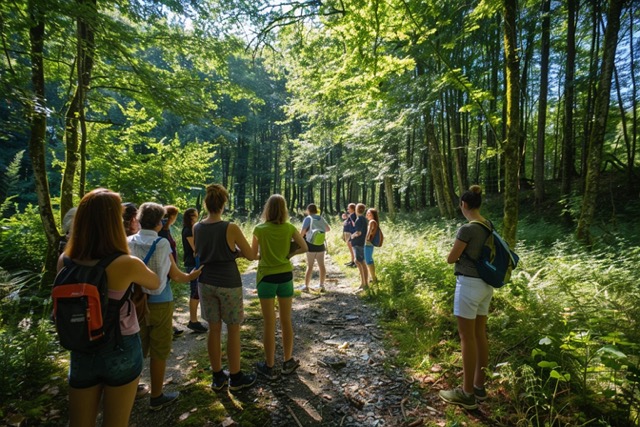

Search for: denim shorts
xmin=257 ymin=279 xmax=294 ymax=299
xmin=68 ymin=333 xmax=143 ymax=389
xmin=364 ymin=244 xmax=375 ymax=265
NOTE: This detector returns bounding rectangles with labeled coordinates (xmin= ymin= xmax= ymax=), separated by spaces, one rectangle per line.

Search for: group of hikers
xmin=55 ymin=183 xmax=493 ymax=426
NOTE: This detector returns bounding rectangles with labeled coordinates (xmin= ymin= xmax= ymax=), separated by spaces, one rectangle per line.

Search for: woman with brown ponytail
xmin=439 ymin=185 xmax=492 ymax=410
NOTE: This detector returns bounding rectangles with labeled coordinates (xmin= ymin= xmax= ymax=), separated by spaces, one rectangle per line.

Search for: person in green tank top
xmin=252 ymin=195 xmax=307 ymax=380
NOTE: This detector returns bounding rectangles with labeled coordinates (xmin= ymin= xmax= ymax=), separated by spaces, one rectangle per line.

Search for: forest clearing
xmin=1 ymin=0 xmax=640 ymax=426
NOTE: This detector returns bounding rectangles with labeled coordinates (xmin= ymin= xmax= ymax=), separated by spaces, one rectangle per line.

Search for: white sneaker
xmin=297 ymin=285 xmax=310 ymax=293
xmin=311 ymin=284 xmax=326 ymax=292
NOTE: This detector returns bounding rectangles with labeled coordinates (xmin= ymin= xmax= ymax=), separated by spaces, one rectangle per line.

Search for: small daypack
xmin=470 ymin=221 xmax=519 ymax=288
xmin=372 ymin=227 xmax=384 ymax=247
xmin=130 ymin=237 xmax=163 ymax=323
xmin=306 ymin=216 xmax=326 ymax=246
xmin=52 ymin=252 xmax=128 ymax=353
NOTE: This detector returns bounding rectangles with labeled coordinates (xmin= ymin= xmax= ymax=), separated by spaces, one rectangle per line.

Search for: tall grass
xmin=352 ymin=215 xmax=640 ymax=426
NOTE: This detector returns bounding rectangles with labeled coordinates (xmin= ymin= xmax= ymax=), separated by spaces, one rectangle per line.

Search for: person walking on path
xmin=350 ymin=203 xmax=368 ymax=290
xmin=128 ymin=202 xmax=203 ymax=411
xmin=341 ymin=203 xmax=357 ymax=267
xmin=60 ymin=189 xmax=161 ymax=427
xmin=364 ymin=208 xmax=380 ymax=284
xmin=300 ymin=203 xmax=331 ymax=292
xmin=193 ymin=184 xmax=258 ymax=391
xmin=438 ymin=185 xmax=492 ymax=410
xmin=181 ymin=207 xmax=207 ymax=333
xmin=252 ymin=194 xmax=308 ymax=380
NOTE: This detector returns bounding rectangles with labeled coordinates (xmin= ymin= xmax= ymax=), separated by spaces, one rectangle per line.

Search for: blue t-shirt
xmin=351 ymin=215 xmax=367 ymax=246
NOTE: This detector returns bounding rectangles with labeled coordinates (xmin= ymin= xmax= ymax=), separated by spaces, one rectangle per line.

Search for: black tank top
xmin=193 ymin=221 xmax=242 ymax=288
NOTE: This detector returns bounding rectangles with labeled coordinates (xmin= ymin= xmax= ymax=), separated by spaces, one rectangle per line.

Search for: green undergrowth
xmin=334 ymin=215 xmax=640 ymax=426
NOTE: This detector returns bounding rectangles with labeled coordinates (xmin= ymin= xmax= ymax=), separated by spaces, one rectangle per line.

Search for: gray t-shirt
xmin=454 ymin=221 xmax=491 ymax=277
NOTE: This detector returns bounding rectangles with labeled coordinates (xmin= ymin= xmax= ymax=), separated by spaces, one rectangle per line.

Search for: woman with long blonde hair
xmin=252 ymin=195 xmax=307 ymax=380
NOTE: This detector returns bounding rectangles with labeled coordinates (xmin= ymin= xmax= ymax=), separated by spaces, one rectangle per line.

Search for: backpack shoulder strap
xmin=470 ymin=220 xmax=493 ymax=235
xmin=143 ymin=237 xmax=164 ymax=265
xmin=96 ymin=252 xmax=124 ymax=269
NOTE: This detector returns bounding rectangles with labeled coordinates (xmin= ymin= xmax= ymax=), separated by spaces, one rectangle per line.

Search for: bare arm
xmin=168 ymin=255 xmax=203 ymax=283
xmin=366 ymin=220 xmax=378 ymax=242
xmin=186 ymin=235 xmax=195 ymax=252
xmin=447 ymin=239 xmax=467 ymax=264
xmin=289 ymin=230 xmax=308 ymax=257
xmin=229 ymin=223 xmax=256 ymax=260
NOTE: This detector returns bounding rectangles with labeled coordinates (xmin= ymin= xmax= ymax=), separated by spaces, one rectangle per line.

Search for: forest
xmin=1 ymin=0 xmax=639 ymax=425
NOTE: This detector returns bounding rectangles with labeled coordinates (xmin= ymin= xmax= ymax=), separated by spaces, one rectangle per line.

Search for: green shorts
xmin=139 ymin=301 xmax=173 ymax=361
xmin=257 ymin=279 xmax=294 ymax=299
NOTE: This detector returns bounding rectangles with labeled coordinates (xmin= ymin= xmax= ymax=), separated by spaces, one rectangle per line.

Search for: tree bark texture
xmin=576 ymin=0 xmax=625 ymax=244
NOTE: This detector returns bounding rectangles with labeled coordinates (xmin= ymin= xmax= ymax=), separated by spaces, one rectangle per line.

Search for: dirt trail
xmin=128 ymin=254 xmax=439 ymax=426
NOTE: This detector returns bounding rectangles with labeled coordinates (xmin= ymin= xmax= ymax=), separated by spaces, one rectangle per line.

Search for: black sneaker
xmin=282 ymin=358 xmax=300 ymax=375
xmin=255 ymin=361 xmax=279 ymax=381
xmin=228 ymin=371 xmax=257 ymax=391
xmin=149 ymin=391 xmax=180 ymax=411
xmin=211 ymin=370 xmax=229 ymax=391
xmin=173 ymin=327 xmax=184 ymax=337
xmin=187 ymin=321 xmax=208 ymax=333
xmin=474 ymin=385 xmax=488 ymax=402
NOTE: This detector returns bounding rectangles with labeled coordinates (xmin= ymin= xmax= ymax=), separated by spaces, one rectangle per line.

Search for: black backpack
xmin=52 ymin=252 xmax=130 ymax=353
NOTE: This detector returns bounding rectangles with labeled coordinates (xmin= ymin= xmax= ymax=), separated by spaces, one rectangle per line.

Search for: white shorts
xmin=453 ymin=275 xmax=494 ymax=319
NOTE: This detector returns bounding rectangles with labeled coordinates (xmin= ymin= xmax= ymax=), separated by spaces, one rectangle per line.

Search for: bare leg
xmin=189 ymin=298 xmax=200 ymax=323
xmin=456 ymin=316 xmax=477 ymax=394
xmin=227 ymin=323 xmax=241 ymax=374
xmin=149 ymin=358 xmax=167 ymax=398
xmin=317 ymin=252 xmax=326 ymax=286
xmin=102 ymin=378 xmax=138 ymax=427
xmin=207 ymin=321 xmax=223 ymax=372
xmin=304 ymin=252 xmax=315 ymax=287
xmin=347 ymin=240 xmax=355 ymax=263
xmin=259 ymin=298 xmax=276 ymax=367
xmin=356 ymin=260 xmax=368 ymax=287
xmin=277 ymin=297 xmax=294 ymax=361
xmin=69 ymin=384 xmax=102 ymax=427
xmin=474 ymin=315 xmax=489 ymax=388
xmin=366 ymin=262 xmax=377 ymax=283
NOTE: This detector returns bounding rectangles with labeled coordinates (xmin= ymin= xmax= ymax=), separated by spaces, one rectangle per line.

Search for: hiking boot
xmin=211 ymin=370 xmax=229 ymax=391
xmin=474 ymin=385 xmax=488 ymax=402
xmin=438 ymin=388 xmax=477 ymax=410
xmin=149 ymin=391 xmax=180 ymax=411
xmin=136 ymin=383 xmax=149 ymax=399
xmin=255 ymin=361 xmax=279 ymax=381
xmin=282 ymin=358 xmax=300 ymax=375
xmin=187 ymin=321 xmax=208 ymax=333
xmin=228 ymin=371 xmax=257 ymax=391
xmin=173 ymin=326 xmax=184 ymax=337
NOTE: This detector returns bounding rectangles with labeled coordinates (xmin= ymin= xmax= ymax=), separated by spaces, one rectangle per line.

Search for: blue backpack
xmin=470 ymin=221 xmax=519 ymax=288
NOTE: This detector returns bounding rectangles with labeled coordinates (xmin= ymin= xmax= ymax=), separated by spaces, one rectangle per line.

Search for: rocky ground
xmin=128 ymin=254 xmax=452 ymax=427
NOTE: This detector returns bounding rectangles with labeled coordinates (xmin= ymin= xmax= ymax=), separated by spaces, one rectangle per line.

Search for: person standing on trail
xmin=341 ymin=203 xmax=357 ymax=267
xmin=350 ymin=203 xmax=369 ymax=289
xmin=438 ymin=185 xmax=491 ymax=410
xmin=181 ymin=207 xmax=208 ymax=333
xmin=300 ymin=203 xmax=331 ymax=292
xmin=128 ymin=202 xmax=203 ymax=411
xmin=193 ymin=184 xmax=258 ymax=391
xmin=252 ymin=194 xmax=308 ymax=380
xmin=60 ymin=189 xmax=161 ymax=427
xmin=364 ymin=208 xmax=380 ymax=284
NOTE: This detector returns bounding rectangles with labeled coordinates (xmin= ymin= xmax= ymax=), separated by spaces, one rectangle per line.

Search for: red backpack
xmin=52 ymin=253 xmax=130 ymax=353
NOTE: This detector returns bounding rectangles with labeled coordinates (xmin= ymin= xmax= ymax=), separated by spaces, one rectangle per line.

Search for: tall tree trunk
xmin=561 ymin=0 xmax=577 ymax=199
xmin=61 ymin=0 xmax=97 ymax=219
xmin=383 ymin=176 xmax=395 ymax=221
xmin=576 ymin=0 xmax=625 ymax=244
xmin=425 ymin=112 xmax=455 ymax=219
xmin=502 ymin=0 xmax=520 ymax=246
xmin=28 ymin=0 xmax=60 ymax=284
xmin=535 ymin=0 xmax=551 ymax=206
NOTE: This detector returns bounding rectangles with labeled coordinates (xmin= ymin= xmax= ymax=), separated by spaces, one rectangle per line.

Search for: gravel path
xmin=128 ymin=254 xmax=438 ymax=426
